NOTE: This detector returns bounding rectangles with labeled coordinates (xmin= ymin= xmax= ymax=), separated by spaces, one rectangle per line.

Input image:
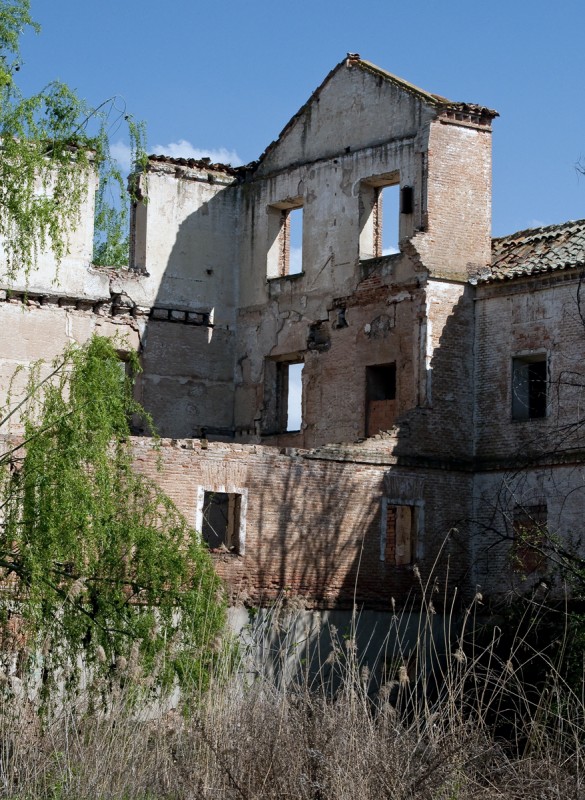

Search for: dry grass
xmin=0 ymin=594 xmax=582 ymax=799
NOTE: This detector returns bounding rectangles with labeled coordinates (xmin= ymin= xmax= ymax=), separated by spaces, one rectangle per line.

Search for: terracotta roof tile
xmin=478 ymin=220 xmax=585 ymax=283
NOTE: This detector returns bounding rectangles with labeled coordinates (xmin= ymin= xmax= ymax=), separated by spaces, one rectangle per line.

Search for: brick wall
xmin=130 ymin=437 xmax=474 ymax=609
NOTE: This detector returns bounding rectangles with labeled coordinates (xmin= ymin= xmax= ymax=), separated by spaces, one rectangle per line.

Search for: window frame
xmin=511 ymin=352 xmax=548 ymax=421
xmin=262 ymin=356 xmax=304 ymax=435
xmin=195 ymin=485 xmax=248 ymax=555
xmin=266 ymin=198 xmax=304 ymax=279
xmin=380 ymin=496 xmax=424 ymax=566
xmin=365 ymin=362 xmax=397 ymax=437
xmin=359 ymin=172 xmax=401 ymax=260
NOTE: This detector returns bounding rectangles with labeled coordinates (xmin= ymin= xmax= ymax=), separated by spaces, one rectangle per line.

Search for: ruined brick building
xmin=1 ymin=55 xmax=584 ymax=609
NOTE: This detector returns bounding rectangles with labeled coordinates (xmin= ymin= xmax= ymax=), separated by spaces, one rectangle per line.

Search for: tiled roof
xmin=482 ymin=220 xmax=585 ymax=283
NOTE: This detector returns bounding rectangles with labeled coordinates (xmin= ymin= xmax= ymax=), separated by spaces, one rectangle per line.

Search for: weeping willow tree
xmin=0 ymin=0 xmax=146 ymax=278
xmin=0 ymin=336 xmax=226 ymax=697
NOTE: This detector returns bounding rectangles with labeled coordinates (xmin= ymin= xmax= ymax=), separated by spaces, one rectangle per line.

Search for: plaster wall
xmin=256 ymin=63 xmax=435 ymax=175
xmin=231 ymin=68 xmax=492 ymax=446
xmin=474 ymin=273 xmax=585 ymax=461
xmin=0 ymin=298 xmax=140 ymax=433
xmin=0 ymin=161 xmax=242 ymax=439
xmin=0 ymin=171 xmax=107 ymax=301
xmin=128 ymin=164 xmax=239 ymax=321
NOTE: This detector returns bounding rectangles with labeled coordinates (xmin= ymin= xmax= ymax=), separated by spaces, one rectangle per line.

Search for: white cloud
xmin=151 ymin=139 xmax=243 ymax=167
xmin=527 ymin=219 xmax=545 ymax=230
xmin=110 ymin=141 xmax=132 ymax=173
xmin=109 ymin=139 xmax=243 ymax=174
xmin=382 ymin=246 xmax=399 ymax=256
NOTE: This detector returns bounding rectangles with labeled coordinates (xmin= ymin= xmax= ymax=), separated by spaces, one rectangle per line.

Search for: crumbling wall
xmin=412 ymin=117 xmax=492 ymax=279
xmin=0 ymin=160 xmax=241 ymax=439
xmin=130 ymin=437 xmax=474 ymax=608
xmin=474 ymin=272 xmax=585 ymax=460
xmin=232 ymin=61 xmax=493 ymax=452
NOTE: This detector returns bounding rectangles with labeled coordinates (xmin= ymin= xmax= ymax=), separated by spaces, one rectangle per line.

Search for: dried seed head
xmin=413 ymin=565 xmax=421 ymax=579
xmin=454 ymin=648 xmax=466 ymax=664
xmin=360 ymin=665 xmax=370 ymax=683
xmin=398 ymin=665 xmax=410 ymax=685
xmin=378 ymin=683 xmax=391 ymax=701
xmin=67 ymin=577 xmax=85 ymax=601
xmin=474 ymin=592 xmax=484 ymax=604
xmin=505 ymin=659 xmax=514 ymax=674
xmin=129 ymin=640 xmax=141 ymax=668
xmin=115 ymin=656 xmax=127 ymax=673
xmin=96 ymin=645 xmax=107 ymax=664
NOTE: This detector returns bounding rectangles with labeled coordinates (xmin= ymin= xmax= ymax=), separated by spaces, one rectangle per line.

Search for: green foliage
xmin=0 ymin=336 xmax=226 ymax=698
xmin=0 ymin=0 xmax=147 ymax=277
xmin=92 ymin=114 xmax=147 ymax=268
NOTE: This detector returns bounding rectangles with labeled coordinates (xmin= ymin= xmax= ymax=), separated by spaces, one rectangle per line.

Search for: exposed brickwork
xmin=130 ymin=438 xmax=473 ymax=609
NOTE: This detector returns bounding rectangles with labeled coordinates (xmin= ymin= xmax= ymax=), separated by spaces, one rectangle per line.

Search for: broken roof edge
xmin=146 ymin=154 xmax=245 ymax=177
xmin=146 ymin=56 xmax=498 ymax=179
xmin=253 ymin=58 xmax=347 ymax=170
xmin=352 ymin=57 xmax=498 ymax=119
xmin=254 ymin=54 xmax=498 ymax=170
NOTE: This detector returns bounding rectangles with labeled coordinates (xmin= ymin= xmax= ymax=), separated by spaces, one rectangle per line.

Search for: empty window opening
xmin=283 ymin=361 xmax=303 ymax=432
xmin=380 ymin=185 xmax=400 ymax=255
xmin=130 ymin=200 xmax=147 ymax=272
xmin=512 ymin=354 xmax=547 ymax=420
xmin=267 ymin=200 xmax=303 ymax=278
xmin=262 ymin=358 xmax=304 ymax=434
xmin=359 ymin=174 xmax=400 ymax=260
xmin=287 ymin=207 xmax=303 ymax=274
xmin=512 ymin=504 xmax=547 ymax=573
xmin=366 ymin=363 xmax=396 ymax=436
xmin=201 ymin=491 xmax=242 ymax=553
xmin=383 ymin=503 xmax=417 ymax=566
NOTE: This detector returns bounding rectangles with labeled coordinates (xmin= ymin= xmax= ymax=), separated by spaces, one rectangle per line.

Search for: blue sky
xmin=17 ymin=0 xmax=585 ymax=238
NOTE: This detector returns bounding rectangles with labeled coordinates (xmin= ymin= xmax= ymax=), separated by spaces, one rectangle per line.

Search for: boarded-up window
xmin=366 ymin=363 xmax=396 ymax=436
xmin=202 ymin=491 xmax=242 ymax=554
xmin=512 ymin=504 xmax=547 ymax=573
xmin=384 ymin=503 xmax=417 ymax=566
